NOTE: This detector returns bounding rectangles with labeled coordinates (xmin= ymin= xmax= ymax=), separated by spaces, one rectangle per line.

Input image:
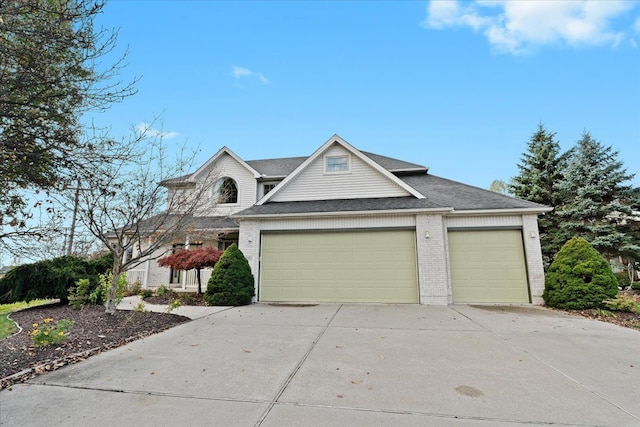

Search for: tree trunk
xmin=197 ymin=268 xmax=202 ymax=295
xmin=106 ymin=267 xmax=122 ymax=314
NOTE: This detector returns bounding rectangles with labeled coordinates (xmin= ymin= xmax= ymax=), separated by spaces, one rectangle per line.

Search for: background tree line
xmin=502 ymin=124 xmax=638 ymax=277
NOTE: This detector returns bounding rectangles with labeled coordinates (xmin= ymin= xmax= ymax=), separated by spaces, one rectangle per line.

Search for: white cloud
xmin=423 ymin=0 xmax=638 ymax=54
xmin=232 ymin=66 xmax=269 ymax=84
xmin=135 ymin=122 xmax=179 ymax=139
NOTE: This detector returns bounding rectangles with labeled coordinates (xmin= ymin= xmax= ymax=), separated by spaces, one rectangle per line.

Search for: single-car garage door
xmin=448 ymin=229 xmax=530 ymax=303
xmin=260 ymin=230 xmax=418 ymax=303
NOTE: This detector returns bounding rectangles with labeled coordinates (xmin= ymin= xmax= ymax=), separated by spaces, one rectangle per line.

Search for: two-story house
xmin=127 ymin=135 xmax=551 ymax=305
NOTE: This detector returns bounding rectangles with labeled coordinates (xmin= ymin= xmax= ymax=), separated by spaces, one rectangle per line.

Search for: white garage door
xmin=260 ymin=230 xmax=418 ymax=303
xmin=448 ymin=229 xmax=530 ymax=303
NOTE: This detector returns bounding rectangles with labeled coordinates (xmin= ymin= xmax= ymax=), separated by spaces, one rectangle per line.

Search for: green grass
xmin=0 ymin=300 xmax=55 ymax=340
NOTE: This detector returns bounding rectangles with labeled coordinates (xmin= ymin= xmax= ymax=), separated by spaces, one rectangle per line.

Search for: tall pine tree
xmin=509 ymin=124 xmax=566 ymax=267
xmin=556 ymin=132 xmax=635 ymax=259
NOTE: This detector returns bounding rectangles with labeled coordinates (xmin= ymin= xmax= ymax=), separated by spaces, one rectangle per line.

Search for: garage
xmin=448 ymin=229 xmax=530 ymax=303
xmin=260 ymin=230 xmax=418 ymax=303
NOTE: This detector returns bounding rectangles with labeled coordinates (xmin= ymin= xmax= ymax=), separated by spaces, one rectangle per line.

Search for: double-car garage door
xmin=260 ymin=230 xmax=418 ymax=303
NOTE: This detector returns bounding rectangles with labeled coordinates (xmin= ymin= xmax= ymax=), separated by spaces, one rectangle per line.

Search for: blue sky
xmin=93 ymin=0 xmax=640 ymax=188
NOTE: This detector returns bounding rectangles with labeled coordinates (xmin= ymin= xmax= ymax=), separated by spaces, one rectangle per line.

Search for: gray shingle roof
xmin=361 ymin=152 xmax=428 ymax=173
xmin=132 ymin=214 xmax=238 ymax=232
xmin=400 ymin=174 xmax=546 ymax=211
xmin=235 ymin=197 xmax=444 ymax=216
xmin=234 ymin=173 xmax=548 ymax=217
xmin=162 ymin=151 xmax=429 ymax=184
xmin=245 ymin=156 xmax=306 ymax=177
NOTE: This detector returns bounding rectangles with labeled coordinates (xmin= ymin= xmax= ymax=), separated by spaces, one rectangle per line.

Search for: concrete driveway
xmin=1 ymin=304 xmax=639 ymax=426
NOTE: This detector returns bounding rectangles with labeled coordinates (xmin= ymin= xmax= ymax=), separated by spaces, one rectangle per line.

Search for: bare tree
xmin=75 ymin=128 xmax=217 ymax=313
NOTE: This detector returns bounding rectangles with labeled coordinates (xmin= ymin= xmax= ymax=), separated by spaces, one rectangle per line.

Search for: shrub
xmin=603 ymin=294 xmax=640 ymax=313
xmin=68 ymin=278 xmax=93 ymax=309
xmin=0 ymin=254 xmax=113 ymax=304
xmin=156 ymin=284 xmax=170 ymax=296
xmin=543 ymin=238 xmax=619 ymax=309
xmin=140 ymin=289 xmax=154 ymax=298
xmin=204 ymin=244 xmax=254 ymax=306
xmin=614 ymin=271 xmax=631 ymax=289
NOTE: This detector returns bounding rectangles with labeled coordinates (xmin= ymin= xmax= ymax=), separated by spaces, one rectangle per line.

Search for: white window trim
xmin=213 ymin=177 xmax=239 ymax=205
xmin=324 ymin=154 xmax=351 ymax=174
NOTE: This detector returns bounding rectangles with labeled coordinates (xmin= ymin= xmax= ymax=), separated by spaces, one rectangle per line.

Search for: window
xmin=325 ymin=155 xmax=350 ymax=173
xmin=168 ymin=242 xmax=202 ymax=284
xmin=263 ymin=183 xmax=276 ymax=196
xmin=217 ymin=240 xmax=238 ymax=251
xmin=214 ymin=177 xmax=238 ymax=204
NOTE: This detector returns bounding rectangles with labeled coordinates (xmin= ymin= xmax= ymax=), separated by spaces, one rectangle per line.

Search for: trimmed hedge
xmin=543 ymin=238 xmax=618 ymax=309
xmin=0 ymin=253 xmax=113 ymax=304
xmin=204 ymin=244 xmax=254 ymax=306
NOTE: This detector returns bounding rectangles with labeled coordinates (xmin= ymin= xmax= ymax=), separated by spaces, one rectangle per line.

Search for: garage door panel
xmin=261 ymin=230 xmax=418 ymax=303
xmin=449 ymin=230 xmax=529 ymax=304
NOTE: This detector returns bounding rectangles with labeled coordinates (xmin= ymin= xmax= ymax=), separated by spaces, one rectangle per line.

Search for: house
xmin=127 ymin=135 xmax=551 ymax=305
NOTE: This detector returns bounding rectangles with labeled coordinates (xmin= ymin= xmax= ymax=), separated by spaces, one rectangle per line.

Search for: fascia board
xmin=191 ymin=146 xmax=261 ymax=181
xmin=233 ymin=207 xmax=453 ymax=220
xmin=447 ymin=207 xmax=554 ymax=216
xmin=257 ymin=134 xmax=425 ymax=205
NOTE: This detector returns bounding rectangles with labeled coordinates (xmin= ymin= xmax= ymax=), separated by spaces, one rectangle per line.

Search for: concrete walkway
xmin=1 ymin=304 xmax=639 ymax=426
xmin=118 ymin=295 xmax=230 ymax=319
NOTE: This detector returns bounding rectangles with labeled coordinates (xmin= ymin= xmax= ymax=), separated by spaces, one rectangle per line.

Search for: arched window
xmin=214 ymin=177 xmax=238 ymax=204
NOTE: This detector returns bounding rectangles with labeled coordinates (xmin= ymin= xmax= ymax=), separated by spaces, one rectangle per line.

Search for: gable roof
xmin=234 ymin=173 xmax=550 ymax=218
xmin=191 ymin=146 xmax=261 ymax=181
xmin=245 ymin=156 xmax=306 ymax=178
xmin=256 ymin=134 xmax=426 ymax=205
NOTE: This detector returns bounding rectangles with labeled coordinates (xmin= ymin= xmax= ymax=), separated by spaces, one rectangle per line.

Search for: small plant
xmin=140 ymin=289 xmax=153 ymax=298
xmin=594 ymin=308 xmax=616 ymax=318
xmin=127 ymin=281 xmax=143 ymax=296
xmin=167 ymin=299 xmax=182 ymax=313
xmin=89 ymin=272 xmax=127 ymax=307
xmin=30 ymin=317 xmax=74 ymax=347
xmin=156 ymin=284 xmax=170 ymax=296
xmin=614 ymin=271 xmax=631 ymax=289
xmin=68 ymin=278 xmax=93 ymax=309
xmin=134 ymin=302 xmax=146 ymax=313
xmin=603 ymin=294 xmax=640 ymax=313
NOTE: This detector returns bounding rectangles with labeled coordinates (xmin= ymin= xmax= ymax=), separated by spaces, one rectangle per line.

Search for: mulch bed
xmin=0 ymin=303 xmax=189 ymax=390
xmin=144 ymin=292 xmax=208 ymax=306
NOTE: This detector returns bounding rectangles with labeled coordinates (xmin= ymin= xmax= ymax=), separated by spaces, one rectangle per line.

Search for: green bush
xmin=204 ymin=244 xmax=254 ymax=306
xmin=614 ymin=271 xmax=630 ymax=289
xmin=0 ymin=255 xmax=113 ymax=304
xmin=543 ymin=238 xmax=619 ymax=309
xmin=603 ymin=294 xmax=640 ymax=313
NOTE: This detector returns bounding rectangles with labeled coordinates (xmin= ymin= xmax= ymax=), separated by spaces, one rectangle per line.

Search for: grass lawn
xmin=0 ymin=300 xmax=55 ymax=340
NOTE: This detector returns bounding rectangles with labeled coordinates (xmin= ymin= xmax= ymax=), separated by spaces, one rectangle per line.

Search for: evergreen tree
xmin=556 ymin=132 xmax=635 ymax=259
xmin=509 ymin=124 xmax=566 ymax=266
xmin=204 ymin=244 xmax=255 ymax=306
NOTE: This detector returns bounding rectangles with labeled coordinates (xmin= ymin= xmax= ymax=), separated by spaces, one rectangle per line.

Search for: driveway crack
xmin=254 ymin=304 xmax=343 ymax=427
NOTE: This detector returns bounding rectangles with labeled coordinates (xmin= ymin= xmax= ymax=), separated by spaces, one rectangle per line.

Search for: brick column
xmin=415 ymin=214 xmax=450 ymax=305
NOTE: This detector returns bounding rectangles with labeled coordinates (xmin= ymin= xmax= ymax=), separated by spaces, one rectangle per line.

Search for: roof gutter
xmin=233 ymin=207 xmax=454 ymax=220
xmin=447 ymin=207 xmax=553 ymax=216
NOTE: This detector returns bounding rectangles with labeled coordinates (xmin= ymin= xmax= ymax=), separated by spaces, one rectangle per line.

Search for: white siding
xmin=270 ymin=145 xmax=410 ymax=202
xmin=193 ymin=153 xmax=257 ymax=217
xmin=446 ymin=215 xmax=523 ymax=228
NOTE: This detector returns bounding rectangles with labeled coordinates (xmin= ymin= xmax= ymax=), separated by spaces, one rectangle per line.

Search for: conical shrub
xmin=204 ymin=244 xmax=255 ymax=306
xmin=543 ymin=237 xmax=618 ymax=309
